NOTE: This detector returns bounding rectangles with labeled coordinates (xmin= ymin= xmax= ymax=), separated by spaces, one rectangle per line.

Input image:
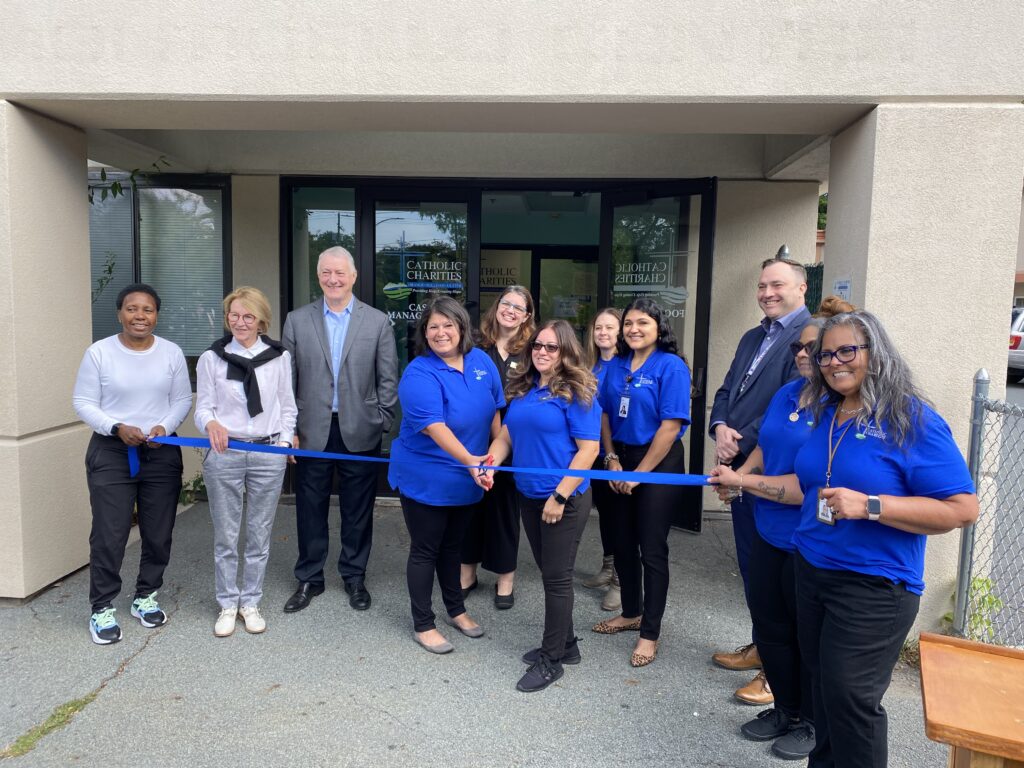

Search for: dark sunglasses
xmin=789 ymin=340 xmax=815 ymax=356
xmin=531 ymin=341 xmax=560 ymax=354
xmin=814 ymin=344 xmax=870 ymax=366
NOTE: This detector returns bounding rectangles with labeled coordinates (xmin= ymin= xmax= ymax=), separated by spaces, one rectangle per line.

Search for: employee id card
xmin=816 ymin=489 xmax=835 ymax=526
xmin=618 ymin=396 xmax=630 ymax=418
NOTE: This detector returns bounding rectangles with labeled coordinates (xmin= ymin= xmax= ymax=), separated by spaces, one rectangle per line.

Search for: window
xmin=87 ymin=174 xmax=230 ymax=384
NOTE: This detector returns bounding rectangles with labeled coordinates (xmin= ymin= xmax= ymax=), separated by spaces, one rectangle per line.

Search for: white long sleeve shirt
xmin=73 ymin=334 xmax=193 ymax=436
xmin=193 ymin=337 xmax=297 ymax=444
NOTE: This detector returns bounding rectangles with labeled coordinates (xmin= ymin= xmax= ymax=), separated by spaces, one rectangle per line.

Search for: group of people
xmin=72 ymin=246 xmax=977 ymax=764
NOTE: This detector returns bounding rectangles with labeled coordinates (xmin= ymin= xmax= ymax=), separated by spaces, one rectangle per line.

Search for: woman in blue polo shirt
xmin=709 ymin=295 xmax=853 ymax=761
xmin=719 ymin=310 xmax=978 ymax=767
xmin=389 ymin=296 xmax=504 ymax=655
xmin=477 ymin=319 xmax=600 ymax=693
xmin=592 ymin=297 xmax=691 ymax=668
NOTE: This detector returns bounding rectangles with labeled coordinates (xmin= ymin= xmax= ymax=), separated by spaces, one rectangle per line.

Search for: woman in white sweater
xmin=73 ymin=283 xmax=193 ymax=646
xmin=194 ymin=286 xmax=297 ymax=637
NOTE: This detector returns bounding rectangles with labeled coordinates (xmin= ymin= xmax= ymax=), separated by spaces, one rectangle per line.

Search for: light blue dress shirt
xmin=323 ymin=299 xmax=353 ymax=412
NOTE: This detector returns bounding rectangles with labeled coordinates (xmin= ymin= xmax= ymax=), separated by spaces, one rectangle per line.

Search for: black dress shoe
xmin=461 ymin=579 xmax=478 ymax=600
xmin=283 ymin=582 xmax=324 ymax=613
xmin=344 ymin=581 xmax=371 ymax=611
xmin=494 ymin=584 xmax=514 ymax=610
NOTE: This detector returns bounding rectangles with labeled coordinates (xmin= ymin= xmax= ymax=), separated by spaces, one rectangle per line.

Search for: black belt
xmin=232 ymin=434 xmax=279 ymax=445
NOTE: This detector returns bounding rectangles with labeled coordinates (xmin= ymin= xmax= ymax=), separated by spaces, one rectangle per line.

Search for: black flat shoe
xmin=283 ymin=582 xmax=324 ymax=613
xmin=344 ymin=581 xmax=371 ymax=611
xmin=494 ymin=585 xmax=514 ymax=610
xmin=461 ymin=579 xmax=479 ymax=600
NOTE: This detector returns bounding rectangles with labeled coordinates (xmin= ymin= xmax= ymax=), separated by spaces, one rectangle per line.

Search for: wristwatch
xmin=551 ymin=491 xmax=569 ymax=505
xmin=110 ymin=423 xmax=122 ymax=437
xmin=866 ymin=495 xmax=882 ymax=522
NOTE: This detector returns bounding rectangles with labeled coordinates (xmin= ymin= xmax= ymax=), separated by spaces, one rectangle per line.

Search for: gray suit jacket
xmin=282 ymin=297 xmax=398 ymax=453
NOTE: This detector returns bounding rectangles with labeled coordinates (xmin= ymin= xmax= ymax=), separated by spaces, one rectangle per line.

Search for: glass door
xmin=601 ymin=183 xmax=715 ymax=532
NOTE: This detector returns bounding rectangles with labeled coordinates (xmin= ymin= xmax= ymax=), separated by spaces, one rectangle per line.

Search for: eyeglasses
xmin=814 ymin=344 xmax=869 ymax=366
xmin=227 ymin=312 xmax=258 ymax=325
xmin=531 ymin=341 xmax=560 ymax=354
xmin=789 ymin=341 xmax=815 ymax=356
xmin=499 ymin=299 xmax=529 ymax=316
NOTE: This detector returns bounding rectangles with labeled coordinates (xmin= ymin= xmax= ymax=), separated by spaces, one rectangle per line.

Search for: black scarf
xmin=209 ymin=334 xmax=286 ymax=417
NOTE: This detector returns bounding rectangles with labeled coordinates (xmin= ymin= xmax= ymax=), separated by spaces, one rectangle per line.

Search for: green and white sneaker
xmin=89 ymin=607 xmax=123 ymax=645
xmin=130 ymin=592 xmax=167 ymax=628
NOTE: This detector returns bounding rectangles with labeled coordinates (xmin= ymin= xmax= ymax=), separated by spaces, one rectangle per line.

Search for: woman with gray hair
xmin=720 ymin=309 xmax=977 ymax=767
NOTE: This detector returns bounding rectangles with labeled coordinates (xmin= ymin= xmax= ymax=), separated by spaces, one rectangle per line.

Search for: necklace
xmin=839 ymin=405 xmax=863 ymax=415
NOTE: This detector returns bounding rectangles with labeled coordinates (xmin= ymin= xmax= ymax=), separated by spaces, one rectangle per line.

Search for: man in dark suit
xmin=708 ymin=257 xmax=810 ymax=704
xmin=281 ymin=246 xmax=398 ymax=613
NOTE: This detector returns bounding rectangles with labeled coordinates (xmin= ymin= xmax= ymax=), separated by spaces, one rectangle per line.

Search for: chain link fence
xmin=953 ymin=371 xmax=1024 ymax=647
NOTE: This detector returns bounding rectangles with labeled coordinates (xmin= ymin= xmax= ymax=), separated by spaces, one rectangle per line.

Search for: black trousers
xmin=748 ymin=531 xmax=812 ymax=721
xmin=519 ymin=489 xmax=590 ymax=661
xmin=461 ymin=469 xmax=520 ymax=574
xmin=795 ymin=553 xmax=919 ymax=768
xmin=85 ymin=434 xmax=183 ymax=612
xmin=730 ymin=451 xmax=758 ymax=645
xmin=400 ymin=495 xmax=473 ymax=632
xmin=293 ymin=416 xmax=379 ymax=585
xmin=612 ymin=440 xmax=686 ymax=641
xmin=590 ymin=457 xmax=616 ymax=558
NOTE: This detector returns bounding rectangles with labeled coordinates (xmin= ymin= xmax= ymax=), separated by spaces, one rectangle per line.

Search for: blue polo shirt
xmin=792 ymin=402 xmax=974 ymax=594
xmin=598 ymin=350 xmax=691 ymax=445
xmin=504 ymin=383 xmax=602 ymax=499
xmin=754 ymin=378 xmax=815 ymax=552
xmin=388 ymin=348 xmax=504 ymax=506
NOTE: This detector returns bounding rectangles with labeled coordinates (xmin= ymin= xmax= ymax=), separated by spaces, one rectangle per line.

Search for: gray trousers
xmin=203 ymin=448 xmax=287 ymax=609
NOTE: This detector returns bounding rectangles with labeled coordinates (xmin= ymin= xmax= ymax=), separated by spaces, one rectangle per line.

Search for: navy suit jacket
xmin=708 ymin=306 xmax=811 ymax=461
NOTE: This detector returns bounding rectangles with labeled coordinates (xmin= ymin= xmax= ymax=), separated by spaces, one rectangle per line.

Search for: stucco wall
xmin=1 ymin=2 xmax=1021 ymax=98
xmin=825 ymin=103 xmax=1024 ymax=628
xmin=0 ymin=101 xmax=91 ymax=597
xmin=231 ymin=176 xmax=281 ymax=336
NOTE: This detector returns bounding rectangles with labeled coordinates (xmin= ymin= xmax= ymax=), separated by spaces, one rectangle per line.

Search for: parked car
xmin=1009 ymin=310 xmax=1024 ymax=381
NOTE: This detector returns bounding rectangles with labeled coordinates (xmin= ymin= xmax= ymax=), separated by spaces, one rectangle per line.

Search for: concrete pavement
xmin=0 ymin=500 xmax=945 ymax=767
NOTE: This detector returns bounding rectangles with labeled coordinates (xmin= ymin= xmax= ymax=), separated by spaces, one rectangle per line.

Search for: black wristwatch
xmin=110 ymin=423 xmax=122 ymax=437
xmin=551 ymin=491 xmax=568 ymax=505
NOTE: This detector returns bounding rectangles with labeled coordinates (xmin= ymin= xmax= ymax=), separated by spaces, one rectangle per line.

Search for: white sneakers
xmin=215 ymin=605 xmax=266 ymax=636
xmin=239 ymin=606 xmax=266 ymax=634
xmin=214 ymin=607 xmax=238 ymax=637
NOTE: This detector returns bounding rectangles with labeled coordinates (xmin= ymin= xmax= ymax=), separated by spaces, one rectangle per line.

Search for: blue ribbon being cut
xmin=144 ymin=435 xmax=712 ymax=487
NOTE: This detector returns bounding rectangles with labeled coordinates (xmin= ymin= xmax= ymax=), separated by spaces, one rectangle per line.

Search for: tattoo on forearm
xmin=756 ymin=480 xmax=785 ymax=502
xmin=750 ymin=464 xmax=763 ymax=474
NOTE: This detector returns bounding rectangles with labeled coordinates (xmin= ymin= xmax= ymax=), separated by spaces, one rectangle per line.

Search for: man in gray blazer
xmin=281 ymin=246 xmax=398 ymax=613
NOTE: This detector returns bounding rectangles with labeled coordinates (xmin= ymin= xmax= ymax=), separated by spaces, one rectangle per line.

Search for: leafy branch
xmin=88 ymin=156 xmax=171 ymax=204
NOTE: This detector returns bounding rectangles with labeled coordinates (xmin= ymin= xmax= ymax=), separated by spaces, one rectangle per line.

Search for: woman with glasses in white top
xmin=195 ymin=286 xmax=297 ymax=637
xmin=461 ymin=286 xmax=536 ymax=609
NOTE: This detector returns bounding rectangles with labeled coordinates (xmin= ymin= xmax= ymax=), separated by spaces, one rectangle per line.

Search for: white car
xmin=1009 ymin=310 xmax=1024 ymax=381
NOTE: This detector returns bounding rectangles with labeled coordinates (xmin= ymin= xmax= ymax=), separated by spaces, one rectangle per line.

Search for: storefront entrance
xmin=283 ymin=178 xmax=716 ymax=531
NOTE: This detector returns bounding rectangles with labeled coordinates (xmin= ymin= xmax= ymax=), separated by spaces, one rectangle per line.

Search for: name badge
xmin=618 ymin=396 xmax=630 ymax=418
xmin=816 ymin=489 xmax=835 ymax=526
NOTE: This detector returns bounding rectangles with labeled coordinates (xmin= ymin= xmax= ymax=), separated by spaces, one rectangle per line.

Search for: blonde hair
xmin=223 ymin=286 xmax=272 ymax=334
xmin=585 ymin=307 xmax=622 ymax=370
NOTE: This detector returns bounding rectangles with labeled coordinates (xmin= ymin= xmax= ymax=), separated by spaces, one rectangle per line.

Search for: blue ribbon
xmin=127 ymin=446 xmax=140 ymax=477
xmin=149 ymin=435 xmax=711 ymax=487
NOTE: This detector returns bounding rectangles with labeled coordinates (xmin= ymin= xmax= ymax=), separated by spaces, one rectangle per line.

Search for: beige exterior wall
xmin=231 ymin=176 xmax=281 ymax=335
xmin=824 ymin=103 xmax=1024 ymax=628
xmin=1 ymin=2 xmax=1021 ymax=98
xmin=703 ymin=181 xmax=820 ymax=508
xmin=0 ymin=101 xmax=92 ymax=597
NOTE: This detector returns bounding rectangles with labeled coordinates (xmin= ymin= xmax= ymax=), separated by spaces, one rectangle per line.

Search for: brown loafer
xmin=630 ymin=641 xmax=659 ymax=667
xmin=734 ymin=670 xmax=774 ymax=706
xmin=592 ymin=616 xmax=642 ymax=634
xmin=712 ymin=642 xmax=762 ymax=671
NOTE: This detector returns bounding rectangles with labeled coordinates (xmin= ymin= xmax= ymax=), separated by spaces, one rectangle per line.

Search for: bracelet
xmin=738 ymin=474 xmax=744 ymax=500
xmin=603 ymin=453 xmax=619 ymax=467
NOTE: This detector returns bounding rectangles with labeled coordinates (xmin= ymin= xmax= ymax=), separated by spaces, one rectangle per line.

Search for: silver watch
xmin=866 ymin=495 xmax=882 ymax=522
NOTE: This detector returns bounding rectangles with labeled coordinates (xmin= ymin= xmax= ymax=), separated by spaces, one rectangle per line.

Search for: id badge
xmin=618 ymin=396 xmax=630 ymax=418
xmin=816 ymin=489 xmax=835 ymax=526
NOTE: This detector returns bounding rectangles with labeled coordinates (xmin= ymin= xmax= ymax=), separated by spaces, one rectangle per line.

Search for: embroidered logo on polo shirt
xmin=633 ymin=373 xmax=655 ymax=387
xmin=862 ymin=425 xmax=887 ymax=440
xmin=472 ymin=367 xmax=489 ymax=381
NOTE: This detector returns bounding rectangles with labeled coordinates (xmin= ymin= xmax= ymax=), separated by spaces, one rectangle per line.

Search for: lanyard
xmin=825 ymin=408 xmax=858 ymax=488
